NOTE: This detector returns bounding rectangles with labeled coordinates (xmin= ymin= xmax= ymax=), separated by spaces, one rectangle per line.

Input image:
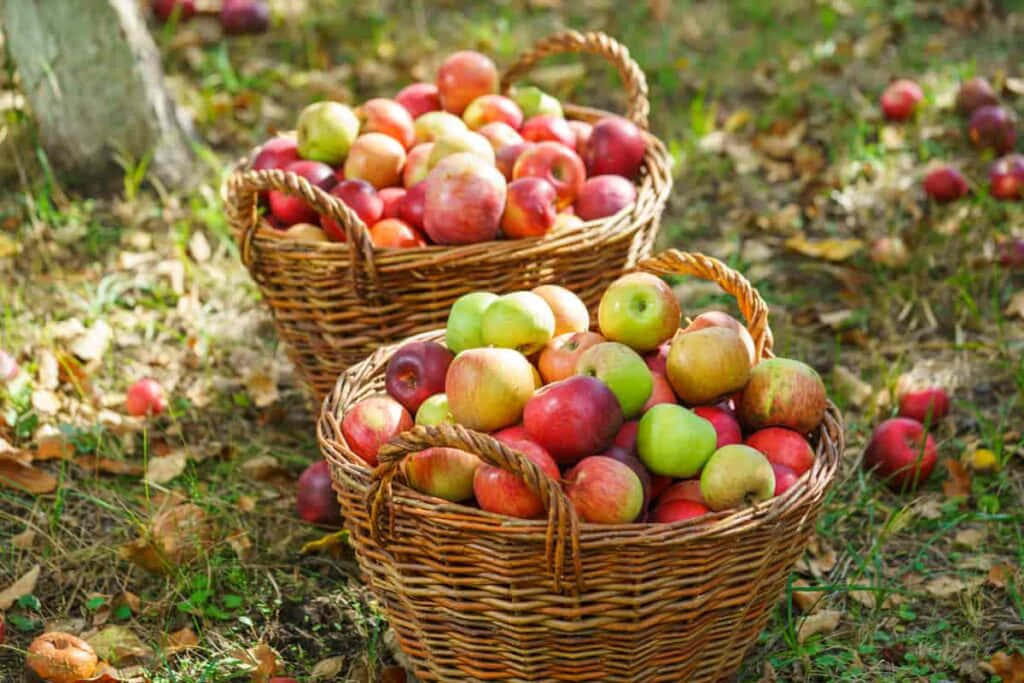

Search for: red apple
xmin=153 ymin=0 xmax=195 ymax=21
xmin=897 ymin=387 xmax=950 ymax=425
xmin=403 ymin=143 xmax=434 ymax=188
xmin=321 ymin=179 xmax=383 ymax=242
xmin=863 ymin=417 xmax=937 ymax=491
xmin=989 ymin=154 xmax=1024 ymax=200
xmin=880 ymin=79 xmax=923 ymax=121
xmin=681 ymin=311 xmax=756 ymax=365
xmin=344 ymin=133 xmax=406 ymax=189
xmin=513 ymin=141 xmax=586 ymax=210
xmin=397 ymin=180 xmax=428 ymax=230
xmin=649 ymin=475 xmax=673 ymax=500
xmin=614 ymin=420 xmax=639 ymax=455
xmin=252 ymin=136 xmax=299 ymax=171
xmin=296 ymin=461 xmax=342 ymax=525
xmin=502 ymin=177 xmax=558 ymax=238
xmin=583 ymin=116 xmax=646 ymax=179
xmin=923 ymin=165 xmax=968 ymax=202
xmin=385 ymin=341 xmax=454 ymax=413
xmin=567 ymin=120 xmax=592 ymax=157
xmin=968 ymin=105 xmax=1017 ymax=154
xmin=379 ymin=187 xmax=407 ymax=219
xmin=478 ymin=122 xmax=524 ymax=151
xmin=532 ymin=284 xmax=590 ymax=335
xmin=358 ymin=98 xmax=416 ymax=149
xmin=537 ymin=331 xmax=605 ymax=384
xmin=523 ymin=375 xmax=624 ymax=465
xmin=341 ymin=396 xmax=413 ymax=466
xmin=474 ymin=427 xmax=560 ymax=519
xmin=220 ymin=0 xmax=270 ymax=35
xmin=520 ymin=114 xmax=576 ymax=148
xmin=436 ymin=51 xmax=499 ymax=116
xmin=999 ymin=238 xmax=1024 ymax=268
xmin=404 ymin=447 xmax=481 ymax=501
xmin=651 ymin=499 xmax=709 ymax=523
xmin=371 ymin=219 xmax=427 ymax=248
xmin=745 ymin=427 xmax=814 ymax=475
xmin=957 ymin=76 xmax=999 ymax=115
xmin=870 ymin=236 xmax=910 ymax=268
xmin=738 ymin=358 xmax=827 ymax=434
xmin=574 ymin=175 xmax=637 ymax=221
xmin=463 ymin=94 xmax=523 ymax=130
xmin=564 ymin=455 xmax=644 ymax=523
xmin=693 ymin=405 xmax=743 ymax=448
xmin=423 ymin=153 xmax=507 ymax=244
xmin=656 ymin=479 xmax=705 ymax=507
xmin=644 ymin=342 xmax=670 ymax=375
xmin=125 ymin=377 xmax=166 ymax=416
xmin=600 ymin=445 xmax=653 ymax=508
xmin=771 ymin=463 xmax=799 ymax=496
xmin=642 ymin=372 xmax=677 ymax=412
xmin=270 ymin=160 xmax=337 ymax=226
xmin=396 ymin=82 xmax=441 ymax=120
xmin=445 ymin=348 xmax=536 ymax=432
xmin=496 ymin=142 xmax=533 ymax=182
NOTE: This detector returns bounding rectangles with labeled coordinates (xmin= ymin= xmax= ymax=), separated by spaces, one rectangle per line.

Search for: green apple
xmin=636 ymin=404 xmax=716 ymax=477
xmin=699 ymin=445 xmax=775 ymax=511
xmin=415 ymin=393 xmax=453 ymax=426
xmin=296 ymin=101 xmax=360 ymax=164
xmin=481 ymin=291 xmax=555 ymax=355
xmin=575 ymin=342 xmax=653 ymax=418
xmin=413 ymin=111 xmax=468 ymax=144
xmin=511 ymin=86 xmax=564 ymax=119
xmin=445 ymin=291 xmax=498 ymax=353
xmin=598 ymin=273 xmax=681 ymax=352
xmin=666 ymin=326 xmax=751 ymax=405
xmin=427 ymin=130 xmax=495 ymax=169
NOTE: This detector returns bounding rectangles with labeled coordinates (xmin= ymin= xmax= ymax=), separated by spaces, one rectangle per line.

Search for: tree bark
xmin=0 ymin=0 xmax=195 ymax=191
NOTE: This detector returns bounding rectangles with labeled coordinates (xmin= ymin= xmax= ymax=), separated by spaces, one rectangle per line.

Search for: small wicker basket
xmin=318 ymin=250 xmax=844 ymax=682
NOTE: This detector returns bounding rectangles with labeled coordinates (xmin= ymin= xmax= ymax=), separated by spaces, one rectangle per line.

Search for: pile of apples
xmin=250 ymin=49 xmax=647 ymax=248
xmin=339 ymin=274 xmax=829 ymax=524
xmin=152 ymin=0 xmax=270 ymax=34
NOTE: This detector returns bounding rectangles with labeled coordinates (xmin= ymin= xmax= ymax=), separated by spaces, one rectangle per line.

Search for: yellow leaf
xmin=724 ymin=108 xmax=752 ymax=133
xmin=785 ymin=234 xmax=864 ymax=262
xmin=0 ymin=457 xmax=58 ymax=494
xmin=87 ymin=625 xmax=155 ymax=666
xmin=300 ymin=530 xmax=350 ymax=556
xmin=0 ymin=564 xmax=40 ymax=609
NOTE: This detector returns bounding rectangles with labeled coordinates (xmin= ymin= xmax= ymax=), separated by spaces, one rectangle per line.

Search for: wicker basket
xmin=223 ymin=30 xmax=673 ymax=400
xmin=317 ymin=250 xmax=844 ymax=683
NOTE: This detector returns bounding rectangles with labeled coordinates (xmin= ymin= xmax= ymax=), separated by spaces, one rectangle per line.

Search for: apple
xmin=667 ymin=327 xmax=751 ymax=405
xmin=415 ymin=393 xmax=453 ymax=426
xmin=296 ymin=101 xmax=360 ymax=165
xmin=600 ymin=445 xmax=653 ymax=507
xmin=880 ymin=79 xmax=923 ymax=121
xmin=125 ymin=377 xmax=166 ymax=416
xmin=510 ymin=85 xmax=563 ymax=119
xmin=427 ymin=131 xmax=495 ymax=169
xmin=481 ymin=291 xmax=556 ymax=354
xmin=744 ymin=427 xmax=814 ymax=475
xmin=512 ymin=141 xmax=586 ymax=209
xmin=344 ymin=133 xmax=406 ymax=189
xmin=436 ymin=50 xmax=499 ymax=116
xmin=692 ymin=405 xmax=742 ymax=448
xmin=999 ymin=238 xmax=1024 ymax=268
xmin=532 ymin=284 xmax=590 ymax=336
xmin=478 ymin=122 xmax=524 ymax=151
xmin=423 ymin=153 xmax=507 ymax=244
xmin=357 ymin=98 xmax=415 ymax=149
xmin=396 ymin=82 xmax=441 ymax=120
xmin=656 ymin=479 xmax=705 ymax=507
xmin=252 ymin=136 xmax=299 ymax=171
xmin=649 ymin=475 xmax=673 ymax=501
xmin=738 ymin=358 xmax=827 ymax=434
xmin=553 ymin=212 xmax=583 ymax=232
xmin=379 ymin=187 xmax=406 ymax=219
xmin=413 ymin=111 xmax=468 ymax=145
xmin=496 ymin=142 xmax=533 ymax=181
xmin=397 ymin=180 xmax=428 ymax=229
xmin=576 ymin=342 xmax=653 ymax=418
xmin=153 ymin=0 xmax=195 ymax=21
xmin=567 ymin=120 xmax=592 ymax=157
xmin=923 ymin=165 xmax=968 ymax=203
xmin=403 ymin=447 xmax=481 ymax=501
xmin=863 ymin=417 xmax=938 ymax=491
xmin=574 ymin=175 xmax=637 ymax=221
xmin=870 ymin=236 xmax=910 ymax=268
xmin=681 ymin=311 xmax=756 ymax=365
xmin=220 ymin=0 xmax=270 ymax=34
xmin=644 ymin=341 xmax=670 ymax=375
xmin=282 ymin=223 xmax=327 ymax=242
xmin=445 ymin=348 xmax=535 ymax=432
xmin=385 ymin=341 xmax=454 ymax=413
xmin=0 ymin=350 xmax=19 ymax=382
xmin=523 ymin=376 xmax=624 ymax=465
xmin=897 ymin=387 xmax=950 ymax=424
xmin=564 ymin=456 xmax=643 ymax=524
xmin=613 ymin=420 xmax=639 ymax=455
xmin=520 ymin=114 xmax=576 ymax=148
xmin=321 ymin=179 xmax=382 ymax=241
xmin=501 ymin=177 xmax=558 ymax=238
xmin=583 ymin=116 xmax=647 ymax=179
xmin=989 ymin=154 xmax=1024 ymax=200
xmin=598 ymin=272 xmax=680 ymax=352
xmin=636 ymin=404 xmax=717 ymax=477
xmin=957 ymin=76 xmax=999 ymax=115
xmin=463 ymin=94 xmax=524 ymax=130
xmin=700 ymin=445 xmax=775 ymax=511
xmin=474 ymin=427 xmax=560 ymax=519
xmin=771 ymin=463 xmax=799 ymax=496
xmin=296 ymin=461 xmax=342 ymax=525
xmin=968 ymin=105 xmax=1017 ymax=154
xmin=371 ymin=219 xmax=427 ymax=248
xmin=270 ymin=160 xmax=337 ymax=226
xmin=403 ymin=143 xmax=434 ymax=187
xmin=341 ymin=396 xmax=413 ymax=466
xmin=652 ymin=500 xmax=709 ymax=523
xmin=445 ymin=291 xmax=498 ymax=353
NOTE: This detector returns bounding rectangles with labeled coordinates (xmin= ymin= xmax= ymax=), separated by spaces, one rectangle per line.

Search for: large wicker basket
xmin=317 ymin=250 xmax=844 ymax=682
xmin=223 ymin=30 xmax=673 ymax=400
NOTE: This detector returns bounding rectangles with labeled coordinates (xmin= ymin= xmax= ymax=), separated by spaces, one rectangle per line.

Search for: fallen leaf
xmin=755 ymin=120 xmax=807 ymax=159
xmin=71 ymin=321 xmax=113 ymax=362
xmin=113 ymin=591 xmax=141 ymax=616
xmin=75 ymin=455 xmax=143 ymax=476
xmin=227 ymin=531 xmax=252 ymax=561
xmin=0 ymin=233 xmax=20 ymax=259
xmin=790 ymin=578 xmax=824 ymax=612
xmin=756 ymin=204 xmax=802 ymax=234
xmin=238 ymin=495 xmax=256 ymax=512
xmin=0 ymin=458 xmax=58 ymax=494
xmin=964 ymin=448 xmax=1000 ymax=472
xmin=954 ymin=527 xmax=986 ymax=549
xmin=35 ymin=425 xmax=73 ymax=460
xmin=156 ymin=259 xmax=185 ymax=295
xmin=245 ymin=370 xmax=279 ymax=408
xmin=378 ymin=666 xmax=408 ymax=683
xmin=798 ymin=536 xmax=838 ymax=578
xmin=12 ymin=528 xmax=36 ymax=549
xmin=987 ymin=651 xmax=1024 ymax=683
xmin=986 ymin=564 xmax=1016 ymax=589
xmin=230 ymin=642 xmax=280 ymax=682
xmin=0 ymin=564 xmax=40 ymax=609
xmin=912 ymin=496 xmax=944 ymax=520
xmin=300 ymin=530 xmax=350 ymax=557
xmin=144 ymin=451 xmax=187 ymax=485
xmin=31 ymin=389 xmax=61 ymax=415
xmin=848 ymin=589 xmax=903 ymax=609
xmin=120 ymin=504 xmax=213 ymax=573
xmin=942 ymin=459 xmax=972 ymax=498
xmin=923 ymin=575 xmax=976 ymax=599
xmin=188 ymin=231 xmax=211 ymax=263
xmin=831 ymin=365 xmax=873 ymax=405
xmin=87 ymin=625 xmax=154 ymax=666
xmin=241 ymin=455 xmax=285 ymax=481
xmin=162 ymin=626 xmax=199 ymax=655
xmin=1007 ymin=78 xmax=1024 ymax=95
xmin=797 ymin=609 xmax=841 ymax=643
xmin=880 ymin=125 xmax=905 ymax=149
xmin=785 ymin=234 xmax=864 ymax=262
xmin=1005 ymin=291 xmax=1024 ymax=319
xmin=724 ymin=108 xmax=752 ymax=133
xmin=311 ymin=655 xmax=346 ymax=680
xmin=37 ymin=349 xmax=60 ymax=389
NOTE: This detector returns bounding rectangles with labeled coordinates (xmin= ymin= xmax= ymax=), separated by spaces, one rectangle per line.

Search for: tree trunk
xmin=0 ymin=0 xmax=194 ymax=191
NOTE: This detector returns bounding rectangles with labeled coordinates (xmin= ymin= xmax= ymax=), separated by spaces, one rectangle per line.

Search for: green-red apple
xmin=415 ymin=393 xmax=453 ymax=426
xmin=296 ymin=101 xmax=360 ymax=165
xmin=699 ymin=445 xmax=775 ymax=511
xmin=666 ymin=326 xmax=751 ymax=405
xmin=445 ymin=291 xmax=498 ymax=353
xmin=510 ymin=85 xmax=563 ymax=119
xmin=532 ymin=284 xmax=589 ymax=335
xmin=597 ymin=272 xmax=681 ymax=352
xmin=537 ymin=331 xmax=605 ymax=384
xmin=575 ymin=341 xmax=653 ymax=418
xmin=636 ymin=403 xmax=716 ymax=477
xmin=682 ymin=311 xmax=757 ymax=365
xmin=427 ymin=130 xmax=495 ymax=169
xmin=738 ymin=358 xmax=827 ymax=433
xmin=481 ymin=291 xmax=555 ymax=354
xmin=403 ymin=447 xmax=482 ymax=502
xmin=413 ymin=111 xmax=467 ymax=144
xmin=445 ymin=348 xmax=535 ymax=432
xmin=564 ymin=455 xmax=644 ymax=523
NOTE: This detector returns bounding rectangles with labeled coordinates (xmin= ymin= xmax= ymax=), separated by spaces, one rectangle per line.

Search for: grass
xmin=1 ymin=0 xmax=1024 ymax=680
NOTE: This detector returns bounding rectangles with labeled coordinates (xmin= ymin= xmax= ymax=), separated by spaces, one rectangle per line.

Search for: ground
xmin=1 ymin=0 xmax=1023 ymax=681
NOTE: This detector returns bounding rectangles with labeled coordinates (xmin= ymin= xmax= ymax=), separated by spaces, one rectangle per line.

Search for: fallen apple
xmin=968 ymin=105 xmax=1017 ymax=154
xmin=880 ymin=79 xmax=923 ymax=121
xmin=989 ymin=154 xmax=1024 ymax=200
xmin=957 ymin=76 xmax=999 ymax=115
xmin=296 ymin=461 xmax=342 ymax=525
xmin=897 ymin=386 xmax=950 ymax=425
xmin=863 ymin=417 xmax=937 ymax=491
xmin=126 ymin=377 xmax=166 ymax=417
xmin=923 ymin=165 xmax=968 ymax=203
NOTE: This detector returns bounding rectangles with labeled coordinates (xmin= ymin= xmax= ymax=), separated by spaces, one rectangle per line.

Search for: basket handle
xmin=368 ymin=423 xmax=583 ymax=594
xmin=636 ymin=249 xmax=775 ymax=360
xmin=223 ymin=167 xmax=380 ymax=289
xmin=500 ymin=30 xmax=650 ymax=129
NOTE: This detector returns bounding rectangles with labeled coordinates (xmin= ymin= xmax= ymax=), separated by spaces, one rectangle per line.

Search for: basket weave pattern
xmin=224 ymin=31 xmax=673 ymax=400
xmin=318 ymin=250 xmax=844 ymax=682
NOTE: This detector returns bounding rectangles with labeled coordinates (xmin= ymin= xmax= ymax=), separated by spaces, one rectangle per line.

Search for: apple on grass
xmin=524 ymin=376 xmax=624 ymax=465
xmin=296 ymin=101 xmax=360 ymax=165
xmin=501 ymin=178 xmax=558 ymax=238
xmin=474 ymin=427 xmax=560 ymax=519
xmin=404 ymin=447 xmax=481 ymax=502
xmin=652 ymin=500 xmax=709 ymax=523
xmin=583 ymin=116 xmax=647 ymax=179
xmin=969 ymin=106 xmax=1017 ymax=154
xmin=423 ymin=153 xmax=507 ymax=245
xmin=692 ymin=405 xmax=742 ymax=448
xmin=511 ymin=85 xmax=563 ymax=119
xmin=520 ymin=114 xmax=576 ymax=148
xmin=745 ymin=427 xmax=814 ymax=475
xmin=463 ymin=94 xmax=524 ymax=130
xmin=445 ymin=291 xmax=498 ymax=353
xmin=403 ymin=143 xmax=434 ymax=187
xmin=512 ymin=141 xmax=586 ymax=210
xmin=532 ymin=285 xmax=590 ymax=336
xmin=379 ymin=187 xmax=406 ymax=219
xmin=538 ymin=331 xmax=605 ymax=384
xmin=220 ymin=0 xmax=270 ymax=34
xmin=637 ymin=404 xmax=717 ymax=478
xmin=575 ymin=175 xmax=637 ymax=221
xmin=321 ymin=179 xmax=382 ymax=242
xmin=863 ymin=417 xmax=937 ymax=491
xmin=436 ymin=50 xmax=499 ymax=116
xmin=681 ymin=311 xmax=757 ymax=365
xmin=415 ymin=393 xmax=453 ymax=426
xmin=252 ymin=136 xmax=299 ymax=171
xmin=481 ymin=291 xmax=555 ymax=354
xmin=897 ymin=387 xmax=950 ymax=424
xmin=564 ymin=456 xmax=644 ymax=524
xmin=385 ymin=341 xmax=453 ymax=413
xmin=126 ymin=377 xmax=166 ymax=416
xmin=270 ymin=160 xmax=337 ymax=226
xmin=957 ymin=77 xmax=999 ymax=115
xmin=923 ymin=165 xmax=968 ymax=203
xmin=357 ymin=98 xmax=415 ymax=149
xmin=344 ymin=133 xmax=406 ymax=189
xmin=738 ymin=358 xmax=827 ymax=434
xmin=880 ymin=79 xmax=923 ymax=121
xmin=667 ymin=327 xmax=751 ymax=406
xmin=989 ymin=154 xmax=1024 ymax=200
xmin=771 ymin=463 xmax=799 ymax=496
xmin=427 ymin=131 xmax=495 ymax=168
xmin=598 ymin=272 xmax=680 ymax=352
xmin=413 ymin=111 xmax=468 ymax=145
xmin=341 ymin=396 xmax=413 ymax=466
xmin=699 ymin=445 xmax=775 ymax=511
xmin=296 ymin=461 xmax=342 ymax=525
xmin=396 ymin=82 xmax=441 ymax=120
xmin=370 ymin=219 xmax=427 ymax=248
xmin=575 ymin=342 xmax=653 ymax=418
xmin=445 ymin=348 xmax=535 ymax=432
xmin=397 ymin=180 xmax=428 ymax=230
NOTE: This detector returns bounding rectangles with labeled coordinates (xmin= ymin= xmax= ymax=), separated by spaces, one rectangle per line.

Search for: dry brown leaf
xmin=35 ymin=426 xmax=74 ymax=460
xmin=757 ymin=204 xmax=802 ymax=234
xmin=790 ymin=578 xmax=824 ymax=612
xmin=831 ymin=365 xmax=873 ymax=405
xmin=724 ymin=108 xmax=752 ymax=133
xmin=785 ymin=234 xmax=864 ymax=262
xmin=120 ymin=504 xmax=213 ymax=573
xmin=87 ymin=625 xmax=154 ymax=666
xmin=75 ymin=455 xmax=143 ymax=476
xmin=798 ymin=537 xmax=838 ymax=578
xmin=0 ymin=564 xmax=40 ymax=609
xmin=144 ymin=451 xmax=187 ymax=485
xmin=986 ymin=564 xmax=1016 ymax=589
xmin=880 ymin=125 xmax=905 ymax=149
xmin=238 ymin=495 xmax=256 ymax=512
xmin=793 ymin=144 xmax=826 ymax=177
xmin=942 ymin=459 xmax=972 ymax=498
xmin=55 ymin=350 xmax=91 ymax=391
xmin=1005 ymin=291 xmax=1024 ymax=319
xmin=378 ymin=665 xmax=408 ymax=683
xmin=923 ymin=575 xmax=976 ymax=599
xmin=12 ymin=528 xmax=36 ymax=549
xmin=71 ymin=321 xmax=112 ymax=362
xmin=987 ymin=651 xmax=1024 ymax=683
xmin=954 ymin=528 xmax=986 ymax=549
xmin=755 ymin=120 xmax=807 ymax=159
xmin=0 ymin=457 xmax=58 ymax=494
xmin=797 ymin=609 xmax=841 ymax=643
xmin=37 ymin=349 xmax=60 ymax=389
xmin=31 ymin=389 xmax=61 ymax=415
xmin=230 ymin=642 xmax=280 ymax=682
xmin=227 ymin=531 xmax=253 ymax=561
xmin=311 ymin=655 xmax=346 ymax=680
xmin=245 ymin=370 xmax=279 ymax=408
xmin=188 ymin=231 xmax=211 ymax=263
xmin=849 ymin=589 xmax=903 ymax=609
xmin=912 ymin=496 xmax=944 ymax=520
xmin=163 ymin=626 xmax=200 ymax=655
